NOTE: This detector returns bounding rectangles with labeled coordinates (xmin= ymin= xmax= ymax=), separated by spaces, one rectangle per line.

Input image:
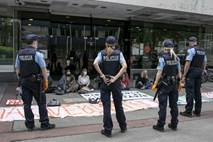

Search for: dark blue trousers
xmin=21 ymin=79 xmax=49 ymax=128
xmin=185 ymin=68 xmax=202 ymax=114
xmin=157 ymin=83 xmax=179 ymax=127
xmin=100 ymin=80 xmax=127 ymax=134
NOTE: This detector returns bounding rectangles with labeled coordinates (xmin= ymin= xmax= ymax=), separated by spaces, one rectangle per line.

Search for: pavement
xmin=0 ymin=81 xmax=213 ymax=142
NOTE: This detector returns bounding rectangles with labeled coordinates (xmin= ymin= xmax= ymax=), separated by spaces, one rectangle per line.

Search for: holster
xmin=20 ymin=74 xmax=44 ymax=102
xmin=32 ymin=74 xmax=43 ymax=82
xmin=32 ymin=74 xmax=44 ymax=102
xmin=163 ymin=76 xmax=177 ymax=86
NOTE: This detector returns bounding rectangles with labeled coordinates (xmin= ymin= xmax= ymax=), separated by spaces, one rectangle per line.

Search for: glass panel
xmin=0 ymin=17 xmax=13 ymax=65
xmin=200 ymin=28 xmax=213 ymax=67
xmin=130 ymin=24 xmax=200 ymax=69
xmin=21 ymin=19 xmax=49 ymax=52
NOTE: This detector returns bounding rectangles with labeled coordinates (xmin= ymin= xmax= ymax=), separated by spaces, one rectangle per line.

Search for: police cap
xmin=163 ymin=39 xmax=174 ymax=48
xmin=188 ymin=36 xmax=197 ymax=42
xmin=25 ymin=34 xmax=39 ymax=43
xmin=106 ymin=36 xmax=116 ymax=44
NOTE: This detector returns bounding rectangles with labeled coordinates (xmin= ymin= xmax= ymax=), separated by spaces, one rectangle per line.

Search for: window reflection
xmin=0 ymin=17 xmax=13 ymax=65
xmin=130 ymin=25 xmax=208 ymax=69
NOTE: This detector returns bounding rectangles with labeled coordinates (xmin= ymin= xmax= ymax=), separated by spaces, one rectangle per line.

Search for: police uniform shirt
xmin=15 ymin=51 xmax=46 ymax=68
xmin=95 ymin=52 xmax=126 ymax=65
xmin=157 ymin=57 xmax=181 ymax=71
xmin=185 ymin=48 xmax=207 ymax=62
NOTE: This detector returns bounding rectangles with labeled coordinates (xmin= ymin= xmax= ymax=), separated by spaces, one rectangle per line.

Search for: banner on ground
xmin=0 ymin=99 xmax=158 ymax=122
xmin=178 ymin=93 xmax=213 ymax=105
xmin=202 ymin=92 xmax=213 ymax=99
xmin=6 ymin=100 xmax=23 ymax=106
xmin=80 ymin=91 xmax=153 ymax=101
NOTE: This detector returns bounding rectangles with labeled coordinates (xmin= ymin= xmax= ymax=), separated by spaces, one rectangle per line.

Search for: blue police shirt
xmin=185 ymin=48 xmax=207 ymax=62
xmin=95 ymin=52 xmax=126 ymax=65
xmin=15 ymin=52 xmax=46 ymax=68
xmin=157 ymin=57 xmax=181 ymax=71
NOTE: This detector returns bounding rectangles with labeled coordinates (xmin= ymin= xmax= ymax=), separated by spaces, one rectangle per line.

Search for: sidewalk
xmin=18 ymin=117 xmax=213 ymax=142
xmin=0 ymin=82 xmax=213 ymax=142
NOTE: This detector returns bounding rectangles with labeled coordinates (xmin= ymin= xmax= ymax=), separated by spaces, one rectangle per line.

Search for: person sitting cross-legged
xmin=77 ymin=68 xmax=94 ymax=93
xmin=56 ymin=69 xmax=79 ymax=94
xmin=135 ymin=70 xmax=153 ymax=89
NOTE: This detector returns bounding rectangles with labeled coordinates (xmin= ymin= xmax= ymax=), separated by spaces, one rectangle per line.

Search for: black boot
xmin=180 ymin=111 xmax=192 ymax=117
xmin=120 ymin=127 xmax=127 ymax=133
xmin=101 ymin=129 xmax=112 ymax=138
xmin=25 ymin=122 xmax=35 ymax=132
xmin=168 ymin=123 xmax=177 ymax=131
xmin=41 ymin=123 xmax=56 ymax=131
xmin=27 ymin=125 xmax=35 ymax=132
xmin=153 ymin=125 xmax=164 ymax=132
xmin=193 ymin=111 xmax=201 ymax=117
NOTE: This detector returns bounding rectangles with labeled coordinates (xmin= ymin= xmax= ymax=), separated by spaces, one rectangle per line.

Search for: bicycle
xmin=201 ymin=68 xmax=213 ymax=83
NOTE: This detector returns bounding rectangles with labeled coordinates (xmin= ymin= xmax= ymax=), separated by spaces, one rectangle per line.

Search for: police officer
xmin=180 ymin=36 xmax=207 ymax=117
xmin=93 ymin=36 xmax=127 ymax=137
xmin=15 ymin=34 xmax=55 ymax=131
xmin=152 ymin=39 xmax=182 ymax=132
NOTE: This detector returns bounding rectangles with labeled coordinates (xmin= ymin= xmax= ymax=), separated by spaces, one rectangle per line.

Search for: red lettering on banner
xmin=202 ymin=92 xmax=213 ymax=98
xmin=90 ymin=104 xmax=102 ymax=111
xmin=0 ymin=109 xmax=6 ymax=119
xmin=5 ymin=108 xmax=15 ymax=119
xmin=8 ymin=100 xmax=13 ymax=105
xmin=78 ymin=105 xmax=95 ymax=114
xmin=128 ymin=101 xmax=145 ymax=109
xmin=47 ymin=107 xmax=60 ymax=116
xmin=0 ymin=99 xmax=160 ymax=121
xmin=6 ymin=100 xmax=23 ymax=105
xmin=16 ymin=100 xmax=23 ymax=105
xmin=62 ymin=105 xmax=82 ymax=116
xmin=207 ymin=92 xmax=213 ymax=98
xmin=62 ymin=106 xmax=71 ymax=115
xmin=88 ymin=104 xmax=102 ymax=115
xmin=4 ymin=108 xmax=25 ymax=119
xmin=31 ymin=107 xmax=39 ymax=118
xmin=202 ymin=92 xmax=207 ymax=97
xmin=202 ymin=93 xmax=205 ymax=97
xmin=141 ymin=101 xmax=151 ymax=108
xmin=122 ymin=103 xmax=135 ymax=111
xmin=16 ymin=108 xmax=25 ymax=118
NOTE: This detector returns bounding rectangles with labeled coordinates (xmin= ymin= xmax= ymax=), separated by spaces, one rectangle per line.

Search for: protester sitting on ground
xmin=135 ymin=70 xmax=153 ymax=89
xmin=56 ymin=69 xmax=78 ymax=94
xmin=77 ymin=68 xmax=94 ymax=93
xmin=121 ymin=72 xmax=130 ymax=90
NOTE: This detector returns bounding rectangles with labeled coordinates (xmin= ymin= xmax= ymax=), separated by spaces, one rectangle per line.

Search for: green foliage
xmin=0 ymin=45 xmax=13 ymax=58
xmin=0 ymin=17 xmax=13 ymax=46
